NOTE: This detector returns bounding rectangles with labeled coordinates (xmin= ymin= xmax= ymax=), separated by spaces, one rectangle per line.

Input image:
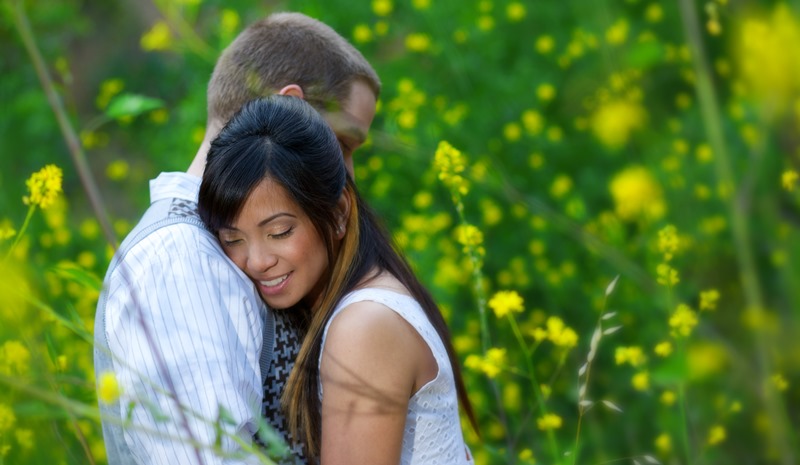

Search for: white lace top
xmin=319 ymin=288 xmax=474 ymax=465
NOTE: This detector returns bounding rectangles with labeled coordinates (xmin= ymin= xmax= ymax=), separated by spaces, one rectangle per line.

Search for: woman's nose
xmin=246 ymin=243 xmax=278 ymax=274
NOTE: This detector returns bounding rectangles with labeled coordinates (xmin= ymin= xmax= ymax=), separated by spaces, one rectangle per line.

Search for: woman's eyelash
xmin=271 ymin=227 xmax=294 ymax=239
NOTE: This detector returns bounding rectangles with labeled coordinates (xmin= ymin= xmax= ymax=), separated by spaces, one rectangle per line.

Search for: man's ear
xmin=335 ymin=190 xmax=352 ymax=239
xmin=278 ymin=84 xmax=304 ymax=98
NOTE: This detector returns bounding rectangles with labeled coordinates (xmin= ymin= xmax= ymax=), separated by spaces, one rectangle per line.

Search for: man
xmin=94 ymin=12 xmax=380 ymax=464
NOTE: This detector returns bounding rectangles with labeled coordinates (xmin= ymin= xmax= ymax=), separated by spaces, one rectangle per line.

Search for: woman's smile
xmin=256 ymin=272 xmax=292 ymax=296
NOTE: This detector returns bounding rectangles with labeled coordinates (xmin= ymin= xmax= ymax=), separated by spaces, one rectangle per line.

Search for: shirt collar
xmin=149 ymin=172 xmax=202 ymax=204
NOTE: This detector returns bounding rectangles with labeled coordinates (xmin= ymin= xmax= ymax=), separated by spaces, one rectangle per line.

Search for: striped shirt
xmin=94 ymin=172 xmax=298 ymax=464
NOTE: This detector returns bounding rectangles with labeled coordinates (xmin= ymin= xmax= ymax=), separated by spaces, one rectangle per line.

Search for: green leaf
xmin=105 ymin=93 xmax=164 ymax=119
xmin=12 ymin=400 xmax=70 ymax=419
xmin=44 ymin=332 xmax=59 ymax=366
xmin=50 ymin=262 xmax=102 ymax=291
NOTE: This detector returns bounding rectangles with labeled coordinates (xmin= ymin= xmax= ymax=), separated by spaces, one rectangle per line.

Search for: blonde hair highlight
xmin=281 ymin=181 xmax=361 ymax=457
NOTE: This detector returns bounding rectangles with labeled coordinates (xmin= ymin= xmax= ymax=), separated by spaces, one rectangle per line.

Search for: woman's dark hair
xmin=199 ymin=95 xmax=345 ymax=261
xmin=198 ymin=95 xmax=477 ymax=458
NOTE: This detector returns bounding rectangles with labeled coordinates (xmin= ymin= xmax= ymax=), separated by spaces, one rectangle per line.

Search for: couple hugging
xmin=94 ymin=11 xmax=476 ymax=465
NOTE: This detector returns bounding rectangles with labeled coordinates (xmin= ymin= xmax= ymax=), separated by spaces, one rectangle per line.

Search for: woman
xmin=198 ymin=95 xmax=477 ymax=464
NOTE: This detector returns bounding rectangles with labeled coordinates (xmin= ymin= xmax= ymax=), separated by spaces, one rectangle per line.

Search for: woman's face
xmin=218 ymin=178 xmax=330 ymax=310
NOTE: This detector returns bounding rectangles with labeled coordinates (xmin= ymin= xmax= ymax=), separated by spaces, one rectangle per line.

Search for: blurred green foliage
xmin=2 ymin=0 xmax=800 ymax=463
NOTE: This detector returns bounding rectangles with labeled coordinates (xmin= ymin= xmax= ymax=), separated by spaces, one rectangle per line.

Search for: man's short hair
xmin=207 ymin=12 xmax=381 ymax=126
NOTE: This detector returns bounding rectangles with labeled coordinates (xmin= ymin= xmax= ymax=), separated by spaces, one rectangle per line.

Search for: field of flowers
xmin=2 ymin=0 xmax=799 ymax=463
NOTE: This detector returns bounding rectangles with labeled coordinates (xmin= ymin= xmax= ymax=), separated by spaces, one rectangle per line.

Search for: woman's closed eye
xmin=221 ymin=237 xmax=242 ymax=247
xmin=270 ymin=226 xmax=294 ymax=239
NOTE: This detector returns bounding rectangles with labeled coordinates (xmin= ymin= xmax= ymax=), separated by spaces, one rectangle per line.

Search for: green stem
xmin=677 ymin=1 xmax=794 ymax=462
xmin=453 ymin=192 xmax=491 ymax=352
xmin=10 ymin=0 xmax=118 ymax=249
xmin=151 ymin=0 xmax=215 ymax=62
xmin=678 ymin=381 xmax=692 ymax=465
xmin=447 ymin=189 xmax=514 ymax=460
xmin=4 ymin=204 xmax=34 ymax=261
xmin=507 ymin=314 xmax=561 ymax=463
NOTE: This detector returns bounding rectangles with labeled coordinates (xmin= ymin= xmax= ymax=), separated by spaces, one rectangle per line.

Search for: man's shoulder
xmin=112 ymin=196 xmax=229 ymax=273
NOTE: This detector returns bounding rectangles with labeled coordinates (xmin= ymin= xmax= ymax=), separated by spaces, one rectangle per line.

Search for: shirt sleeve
xmin=103 ymin=224 xmax=266 ymax=464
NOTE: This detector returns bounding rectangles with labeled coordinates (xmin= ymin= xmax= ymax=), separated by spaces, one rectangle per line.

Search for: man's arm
xmin=102 ymin=225 xmax=266 ymax=464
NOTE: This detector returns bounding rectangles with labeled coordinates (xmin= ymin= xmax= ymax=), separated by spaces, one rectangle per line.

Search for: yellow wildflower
xmin=540 ymin=384 xmax=552 ymax=399
xmin=669 ymin=303 xmax=699 ymax=338
xmin=771 ymin=373 xmax=789 ymax=391
xmin=696 ymin=143 xmax=713 ymax=163
xmin=405 ymin=33 xmax=431 ymax=52
xmin=615 ymin=346 xmax=647 ymax=367
xmin=98 ymin=371 xmax=122 ymax=404
xmin=0 ymin=340 xmax=31 ymax=376
xmin=23 ymin=164 xmax=63 ymax=209
xmin=546 ymin=317 xmax=578 ymax=348
xmin=412 ymin=0 xmax=430 ymax=10
xmin=518 ymin=448 xmax=535 ymax=463
xmin=0 ymin=224 xmax=15 ymax=240
xmin=605 ymin=18 xmax=629 ymax=45
xmin=465 ymin=348 xmax=506 ymax=378
xmin=555 ymin=327 xmax=578 ymax=348
xmin=707 ymin=425 xmax=726 ymax=445
xmin=434 ymin=141 xmax=470 ymax=196
xmin=0 ymin=403 xmax=16 ymax=432
xmin=353 ymin=24 xmax=373 ymax=44
xmin=591 ymin=100 xmax=646 ymax=149
xmin=699 ymin=289 xmax=720 ymax=311
xmin=535 ymin=35 xmax=555 ymax=54
xmin=532 ymin=327 xmax=548 ymax=342
xmin=549 ymin=174 xmax=572 ymax=199
xmin=656 ymin=263 xmax=679 ymax=286
xmin=632 ymin=371 xmax=650 ymax=391
xmin=536 ymin=413 xmax=563 ymax=431
xmin=506 ymin=2 xmax=526 ymax=21
xmin=488 ymin=290 xmax=524 ymax=318
xmin=141 ymin=21 xmax=173 ymax=51
xmin=687 ymin=342 xmax=728 ymax=380
xmin=654 ymin=341 xmax=673 ymax=357
xmin=503 ymin=122 xmax=522 ymax=141
xmin=655 ymin=433 xmax=672 ymax=453
xmin=537 ymin=83 xmax=556 ymax=101
xmin=95 ymin=78 xmax=124 ymax=109
xmin=782 ymin=169 xmax=798 ymax=191
xmin=707 ymin=18 xmax=722 ymax=36
xmin=660 ymin=390 xmax=676 ymax=406
xmin=397 ymin=110 xmax=417 ymax=129
xmin=219 ymin=9 xmax=239 ymax=36
xmin=657 ymin=225 xmax=679 ymax=261
xmin=480 ymin=198 xmax=503 ymax=226
xmin=477 ymin=15 xmax=495 ymax=32
xmin=736 ymin=5 xmax=800 ymax=119
xmin=522 ymin=109 xmax=544 ymax=135
xmin=610 ymin=166 xmax=665 ymax=221
xmin=645 ymin=4 xmax=664 ymax=23
xmin=372 ymin=0 xmax=393 ymax=16
xmin=106 ymin=159 xmax=130 ymax=181
xmin=548 ymin=125 xmax=563 ymax=143
xmin=15 ymin=428 xmax=33 ymax=449
xmin=455 ymin=224 xmax=483 ymax=254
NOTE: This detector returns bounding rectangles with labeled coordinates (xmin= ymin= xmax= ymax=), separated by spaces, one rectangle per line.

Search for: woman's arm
xmin=319 ymin=300 xmax=434 ymax=465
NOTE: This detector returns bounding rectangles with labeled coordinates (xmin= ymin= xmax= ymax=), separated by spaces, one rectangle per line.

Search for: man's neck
xmin=186 ymin=140 xmax=210 ymax=178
